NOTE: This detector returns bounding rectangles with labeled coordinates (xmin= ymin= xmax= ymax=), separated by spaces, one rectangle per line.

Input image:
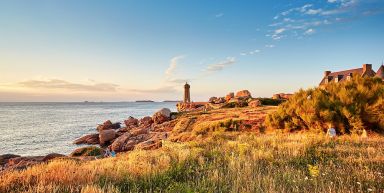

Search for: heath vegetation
xmin=266 ymin=77 xmax=384 ymax=134
xmin=1 ymin=77 xmax=383 ymax=193
xmin=1 ymin=133 xmax=383 ymax=193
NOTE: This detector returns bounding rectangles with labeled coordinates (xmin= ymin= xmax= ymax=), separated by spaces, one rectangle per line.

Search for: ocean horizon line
xmin=0 ymin=101 xmax=181 ymax=103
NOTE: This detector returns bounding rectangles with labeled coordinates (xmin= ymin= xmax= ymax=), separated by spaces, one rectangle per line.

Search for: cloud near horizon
xmin=17 ymin=79 xmax=119 ymax=92
xmin=0 ymin=78 xmax=181 ymax=101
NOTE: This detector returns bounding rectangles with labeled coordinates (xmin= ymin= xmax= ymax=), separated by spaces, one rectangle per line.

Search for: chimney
xmin=363 ymin=64 xmax=372 ymax=73
xmin=324 ymin=71 xmax=331 ymax=77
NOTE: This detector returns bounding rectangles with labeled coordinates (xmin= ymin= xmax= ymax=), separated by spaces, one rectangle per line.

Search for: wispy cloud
xmin=270 ymin=28 xmax=287 ymax=40
xmin=274 ymin=4 xmax=313 ymax=19
xmin=306 ymin=9 xmax=323 ymax=15
xmin=275 ymin=28 xmax=286 ymax=34
xmin=241 ymin=49 xmax=261 ymax=56
xmin=265 ymin=44 xmax=275 ymax=48
xmin=304 ymin=28 xmax=315 ymax=35
xmin=165 ymin=55 xmax=184 ymax=78
xmin=215 ymin=13 xmax=224 ymax=18
xmin=166 ymin=78 xmax=190 ymax=84
xmin=18 ymin=79 xmax=118 ymax=92
xmin=268 ymin=0 xmax=383 ymax=41
xmin=203 ymin=57 xmax=236 ymax=73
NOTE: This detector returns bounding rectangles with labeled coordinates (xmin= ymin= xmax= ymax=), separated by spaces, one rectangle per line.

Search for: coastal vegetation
xmin=1 ymin=132 xmax=383 ymax=192
xmin=1 ymin=79 xmax=383 ymax=192
xmin=266 ymin=77 xmax=384 ymax=134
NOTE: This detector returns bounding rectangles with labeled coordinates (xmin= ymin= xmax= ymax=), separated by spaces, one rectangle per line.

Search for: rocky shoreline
xmin=0 ymin=107 xmax=177 ymax=173
xmin=0 ymin=90 xmax=282 ymax=173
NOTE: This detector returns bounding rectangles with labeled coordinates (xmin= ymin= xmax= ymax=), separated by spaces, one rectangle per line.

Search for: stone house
xmin=319 ymin=64 xmax=384 ymax=86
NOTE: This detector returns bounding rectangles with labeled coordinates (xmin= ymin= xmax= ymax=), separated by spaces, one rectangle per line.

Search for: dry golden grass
xmin=1 ymin=107 xmax=383 ymax=192
xmin=169 ymin=106 xmax=277 ymax=141
xmin=1 ymin=133 xmax=383 ymax=193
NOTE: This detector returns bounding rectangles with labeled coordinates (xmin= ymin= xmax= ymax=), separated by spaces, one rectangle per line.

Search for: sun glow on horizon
xmin=0 ymin=0 xmax=383 ymax=101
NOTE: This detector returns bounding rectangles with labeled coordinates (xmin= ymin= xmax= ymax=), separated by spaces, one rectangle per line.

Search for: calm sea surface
xmin=0 ymin=102 xmax=177 ymax=156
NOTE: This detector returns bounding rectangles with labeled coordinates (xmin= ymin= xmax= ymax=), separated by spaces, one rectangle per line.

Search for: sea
xmin=0 ymin=102 xmax=177 ymax=156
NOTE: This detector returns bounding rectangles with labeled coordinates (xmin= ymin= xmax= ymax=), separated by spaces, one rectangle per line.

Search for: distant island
xmin=135 ymin=100 xmax=154 ymax=102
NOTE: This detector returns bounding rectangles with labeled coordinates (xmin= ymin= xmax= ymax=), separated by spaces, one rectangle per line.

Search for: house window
xmin=347 ymin=73 xmax=352 ymax=81
xmin=325 ymin=76 xmax=332 ymax=84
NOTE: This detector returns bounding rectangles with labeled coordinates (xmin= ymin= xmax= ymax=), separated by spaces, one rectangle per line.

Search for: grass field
xmin=1 ymin=132 xmax=383 ymax=193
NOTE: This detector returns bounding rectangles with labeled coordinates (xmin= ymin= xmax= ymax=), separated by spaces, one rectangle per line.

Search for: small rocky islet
xmin=0 ymin=90 xmax=282 ymax=173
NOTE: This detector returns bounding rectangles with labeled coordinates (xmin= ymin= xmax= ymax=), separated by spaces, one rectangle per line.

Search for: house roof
xmin=319 ymin=68 xmax=363 ymax=85
xmin=328 ymin=68 xmax=363 ymax=77
xmin=376 ymin=65 xmax=384 ymax=79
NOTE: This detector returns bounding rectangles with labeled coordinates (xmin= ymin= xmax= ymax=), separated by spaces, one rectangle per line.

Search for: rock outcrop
xmin=209 ymin=97 xmax=226 ymax=104
xmin=110 ymin=133 xmax=134 ymax=152
xmin=0 ymin=154 xmax=20 ymax=166
xmin=235 ymin=90 xmax=252 ymax=99
xmin=6 ymin=156 xmax=45 ymax=170
xmin=99 ymin=129 xmax=116 ymax=146
xmin=139 ymin=116 xmax=154 ymax=127
xmin=225 ymin=92 xmax=235 ymax=101
xmin=209 ymin=97 xmax=218 ymax=103
xmin=124 ymin=116 xmax=139 ymax=128
xmin=109 ymin=122 xmax=170 ymax=152
xmin=73 ymin=133 xmax=100 ymax=145
xmin=130 ymin=127 xmax=149 ymax=136
xmin=135 ymin=139 xmax=162 ymax=150
xmin=110 ymin=132 xmax=152 ymax=152
xmin=97 ymin=120 xmax=121 ymax=131
xmin=248 ymin=99 xmax=262 ymax=108
xmin=152 ymin=108 xmax=171 ymax=124
xmin=1 ymin=153 xmax=65 ymax=171
xmin=152 ymin=120 xmax=177 ymax=132
xmin=69 ymin=97 xmax=267 ymax=158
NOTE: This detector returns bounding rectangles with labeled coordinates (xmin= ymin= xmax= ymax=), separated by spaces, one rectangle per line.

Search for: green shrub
xmin=258 ymin=98 xmax=285 ymax=106
xmin=265 ymin=77 xmax=384 ymax=134
xmin=222 ymin=101 xmax=248 ymax=108
xmin=70 ymin=146 xmax=104 ymax=157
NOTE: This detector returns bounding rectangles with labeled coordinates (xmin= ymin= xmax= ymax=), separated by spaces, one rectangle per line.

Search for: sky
xmin=0 ymin=0 xmax=383 ymax=102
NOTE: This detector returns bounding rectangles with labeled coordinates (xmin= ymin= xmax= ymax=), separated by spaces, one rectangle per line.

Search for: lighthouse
xmin=184 ymin=82 xmax=191 ymax=103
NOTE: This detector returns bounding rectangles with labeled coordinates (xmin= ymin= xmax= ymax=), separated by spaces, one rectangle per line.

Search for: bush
xmin=70 ymin=146 xmax=104 ymax=157
xmin=265 ymin=77 xmax=384 ymax=134
xmin=221 ymin=101 xmax=248 ymax=108
xmin=258 ymin=98 xmax=285 ymax=106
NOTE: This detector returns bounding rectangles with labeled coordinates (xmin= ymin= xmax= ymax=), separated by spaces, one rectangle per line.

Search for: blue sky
xmin=0 ymin=0 xmax=383 ymax=101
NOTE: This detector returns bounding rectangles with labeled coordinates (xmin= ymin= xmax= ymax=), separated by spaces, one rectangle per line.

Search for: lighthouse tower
xmin=184 ymin=82 xmax=191 ymax=103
